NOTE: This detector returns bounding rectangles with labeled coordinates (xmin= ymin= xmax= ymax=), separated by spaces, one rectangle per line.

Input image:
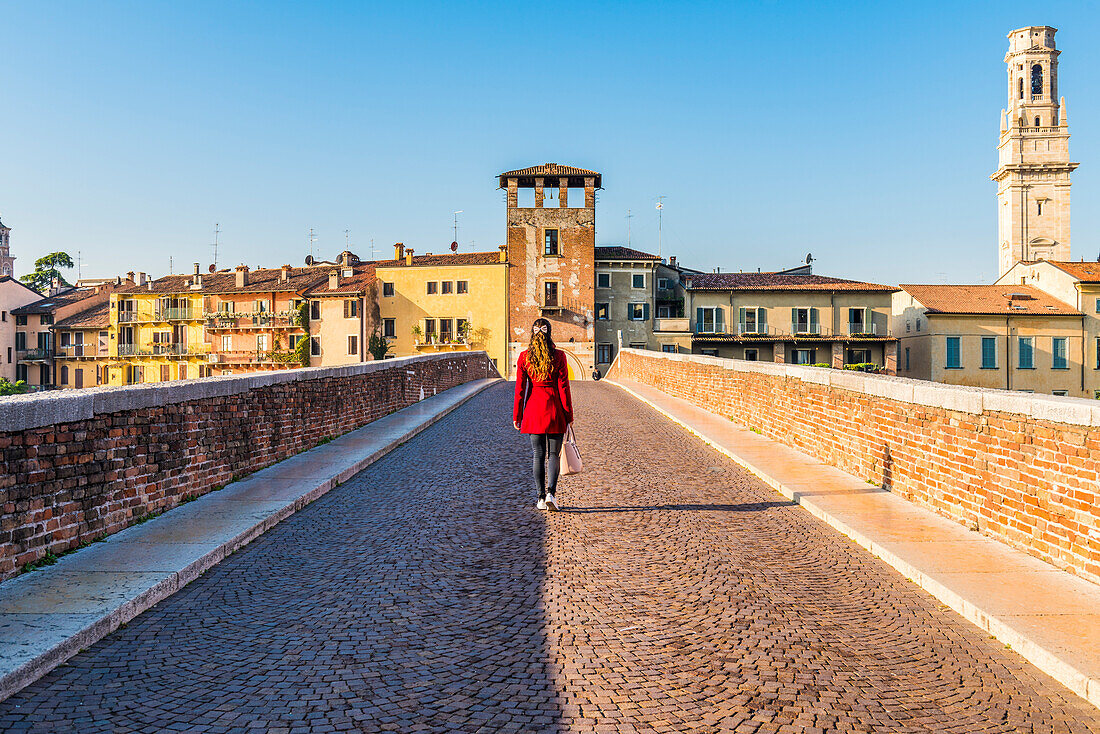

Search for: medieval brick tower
xmin=500 ymin=163 xmax=600 ymax=379
xmin=993 ymin=26 xmax=1078 ymax=277
xmin=0 ymin=217 xmax=14 ymax=278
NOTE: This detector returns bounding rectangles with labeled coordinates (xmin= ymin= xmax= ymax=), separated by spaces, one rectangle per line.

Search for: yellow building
xmin=53 ymin=302 xmax=111 ymax=388
xmin=107 ymin=285 xmax=209 ymax=385
xmin=371 ymin=245 xmax=509 ymax=375
xmin=893 ymin=284 xmax=1085 ymax=396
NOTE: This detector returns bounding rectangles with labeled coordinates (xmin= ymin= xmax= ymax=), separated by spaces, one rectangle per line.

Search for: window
xmin=310 ymin=301 xmax=320 ymax=320
xmin=160 ymin=365 xmax=170 ymax=382
xmin=1037 ymin=201 xmax=1043 ymax=216
xmin=382 ymin=282 xmax=394 ymax=297
xmin=440 ymin=319 xmax=453 ymax=342
xmin=310 ymin=337 xmax=321 ymax=356
xmin=544 ymin=281 xmax=559 ymax=308
xmin=348 ymin=335 xmax=358 ymax=355
xmin=657 ymin=305 xmax=673 ymax=318
xmin=60 ymin=332 xmax=71 ymax=347
xmin=40 ymin=314 xmax=53 ymax=325
xmin=597 ymin=343 xmax=614 ymax=364
xmin=744 ymin=348 xmax=758 ymax=361
xmin=427 ymin=281 xmax=438 ymax=294
xmin=544 ymin=229 xmax=559 ymax=256
xmin=221 ymin=335 xmax=232 ymax=352
xmin=904 ymin=347 xmax=910 ymax=371
xmin=906 ymin=320 xmax=911 ymax=333
xmin=15 ymin=364 xmax=27 ymax=382
xmin=457 ymin=281 xmax=468 ymax=294
xmin=596 ymin=272 xmax=611 ymax=288
xmin=945 ymin=337 xmax=961 ymax=369
xmin=791 ymin=307 xmax=818 ymax=335
xmin=15 ymin=314 xmax=26 ymax=326
xmin=595 ymin=303 xmax=609 ymax=320
xmin=61 ymin=366 xmax=69 ymax=385
xmin=383 ymin=318 xmax=395 ymax=338
xmin=701 ymin=349 xmax=719 ymax=357
xmin=662 ymin=344 xmax=676 ymax=353
xmin=1095 ymin=298 xmax=1100 ymax=314
xmin=981 ymin=337 xmax=997 ymax=369
xmin=253 ymin=300 xmax=270 ymax=314
xmin=456 ymin=319 xmax=467 ymax=341
xmin=178 ymin=364 xmax=187 ymax=380
xmin=1052 ymin=337 xmax=1068 ymax=369
xmin=257 ymin=334 xmax=269 ymax=351
xmin=658 ymin=278 xmax=670 ymax=290
xmin=696 ymin=307 xmax=724 ymax=334
xmin=221 ymin=370 xmax=231 ymax=376
xmin=74 ymin=369 xmax=84 ymax=388
xmin=344 ymin=299 xmax=359 ymax=318
xmin=96 ymin=366 xmax=102 ymax=385
xmin=342 ymin=268 xmax=353 ymax=278
xmin=1018 ymin=336 xmax=1034 ymax=369
xmin=218 ymin=301 xmax=234 ymax=313
xmin=916 ymin=318 xmax=921 ymax=332
xmin=424 ymin=319 xmax=437 ymax=339
xmin=1 ymin=311 xmax=5 ymax=322
xmin=1031 ymin=63 xmax=1043 ymax=96
xmin=847 ymin=349 xmax=871 ymax=364
xmin=5 ymin=347 xmax=9 ymax=364
xmin=629 ymin=342 xmax=646 ymax=349
xmin=739 ymin=307 xmax=767 ymax=335
xmin=15 ymin=332 xmax=25 ymax=351
xmin=793 ymin=349 xmax=815 ymax=365
xmin=629 ymin=303 xmax=650 ymax=321
xmin=632 ymin=273 xmax=645 ymax=289
xmin=1053 ymin=390 xmax=1068 ymax=397
xmin=1018 ymin=76 xmax=1024 ymax=99
xmin=441 ymin=281 xmax=453 ymax=295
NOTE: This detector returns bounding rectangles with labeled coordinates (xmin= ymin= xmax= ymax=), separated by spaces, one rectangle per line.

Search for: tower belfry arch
xmin=992 ymin=26 xmax=1079 ymax=277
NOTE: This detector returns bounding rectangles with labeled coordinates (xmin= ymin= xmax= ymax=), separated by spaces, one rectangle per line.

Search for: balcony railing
xmin=654 ymin=317 xmax=691 ymax=333
xmin=203 ymin=312 xmax=303 ymax=329
xmin=118 ymin=343 xmax=210 ymax=357
xmin=847 ymin=322 xmax=886 ymax=337
xmin=211 ymin=349 xmax=300 ymax=365
xmin=56 ymin=345 xmax=101 ymax=358
xmin=116 ymin=307 xmax=198 ymax=323
xmin=16 ymin=348 xmax=52 ymax=361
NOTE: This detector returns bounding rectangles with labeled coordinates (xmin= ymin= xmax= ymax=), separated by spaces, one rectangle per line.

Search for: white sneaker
xmin=536 ymin=498 xmax=547 ymax=510
xmin=545 ymin=494 xmax=559 ymax=511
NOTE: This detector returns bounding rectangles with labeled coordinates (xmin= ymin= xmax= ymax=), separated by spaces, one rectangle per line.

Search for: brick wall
xmin=609 ymin=348 xmax=1100 ymax=584
xmin=0 ymin=352 xmax=497 ymax=582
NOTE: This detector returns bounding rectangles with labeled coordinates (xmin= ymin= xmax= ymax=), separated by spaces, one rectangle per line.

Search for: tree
xmin=0 ymin=378 xmax=29 ymax=396
xmin=20 ymin=252 xmax=74 ymax=292
xmin=368 ymin=330 xmax=392 ymax=361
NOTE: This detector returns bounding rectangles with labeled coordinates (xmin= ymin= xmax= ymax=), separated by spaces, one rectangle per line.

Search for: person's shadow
xmin=561 ymin=500 xmax=793 ymax=514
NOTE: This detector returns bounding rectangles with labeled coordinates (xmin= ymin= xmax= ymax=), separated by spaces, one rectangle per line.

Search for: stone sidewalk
xmin=0 ymin=378 xmax=497 ymax=702
xmin=610 ymin=376 xmax=1100 ymax=710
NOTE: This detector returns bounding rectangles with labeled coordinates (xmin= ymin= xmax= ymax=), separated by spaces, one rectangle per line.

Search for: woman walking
xmin=513 ymin=318 xmax=574 ymax=511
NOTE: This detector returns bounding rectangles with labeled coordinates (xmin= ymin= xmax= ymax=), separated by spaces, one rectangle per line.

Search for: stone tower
xmin=0 ymin=217 xmax=14 ymax=278
xmin=499 ymin=163 xmax=600 ymax=379
xmin=992 ymin=26 xmax=1078 ymax=277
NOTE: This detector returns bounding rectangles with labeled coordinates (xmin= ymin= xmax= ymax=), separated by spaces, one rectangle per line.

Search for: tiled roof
xmin=119 ymin=267 xmax=328 ymax=296
xmin=53 ymin=302 xmax=110 ymax=329
xmin=595 ymin=246 xmax=661 ymax=261
xmin=901 ymin=284 xmax=1081 ymax=315
xmin=373 ymin=252 xmax=504 ymax=269
xmin=1043 ymin=261 xmax=1100 ymax=283
xmin=684 ymin=272 xmax=897 ymax=292
xmin=12 ymin=287 xmax=98 ymax=314
xmin=0 ymin=276 xmax=42 ymax=298
xmin=305 ymin=262 xmax=379 ymax=297
xmin=498 ymin=163 xmax=601 ymax=188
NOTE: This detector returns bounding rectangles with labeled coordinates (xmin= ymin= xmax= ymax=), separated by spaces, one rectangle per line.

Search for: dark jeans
xmin=529 ymin=433 xmax=564 ymax=498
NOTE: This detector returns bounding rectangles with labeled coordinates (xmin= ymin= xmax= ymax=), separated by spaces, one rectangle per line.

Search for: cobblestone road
xmin=2 ymin=383 xmax=1098 ymax=733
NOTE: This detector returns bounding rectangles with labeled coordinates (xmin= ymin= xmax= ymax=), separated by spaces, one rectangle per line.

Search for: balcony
xmin=116 ymin=308 xmax=198 ymax=323
xmin=204 ymin=312 xmax=303 ymax=330
xmin=847 ymin=322 xmax=887 ymax=337
xmin=654 ymin=318 xmax=691 ymax=333
xmin=56 ymin=345 xmax=102 ymax=358
xmin=118 ymin=344 xmax=210 ymax=357
xmin=212 ymin=349 xmax=301 ymax=366
xmin=16 ymin=348 xmax=52 ymax=361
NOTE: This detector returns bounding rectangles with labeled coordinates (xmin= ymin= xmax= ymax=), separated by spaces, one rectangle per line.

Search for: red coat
xmin=513 ymin=348 xmax=574 ymax=434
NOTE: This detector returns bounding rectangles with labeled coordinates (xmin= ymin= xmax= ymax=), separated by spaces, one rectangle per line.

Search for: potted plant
xmin=411 ymin=324 xmax=423 ymax=345
xmin=458 ymin=320 xmax=471 ymax=344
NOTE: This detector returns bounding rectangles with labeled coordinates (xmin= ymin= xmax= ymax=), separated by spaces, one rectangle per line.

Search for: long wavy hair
xmin=526 ymin=318 xmax=556 ymax=380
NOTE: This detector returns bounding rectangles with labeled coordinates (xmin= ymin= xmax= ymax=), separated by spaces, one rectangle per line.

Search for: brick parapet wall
xmin=0 ymin=353 xmax=497 ymax=582
xmin=608 ymin=349 xmax=1100 ymax=584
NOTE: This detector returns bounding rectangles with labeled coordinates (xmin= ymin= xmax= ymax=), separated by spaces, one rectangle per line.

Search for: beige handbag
xmin=561 ymin=424 xmax=583 ymax=475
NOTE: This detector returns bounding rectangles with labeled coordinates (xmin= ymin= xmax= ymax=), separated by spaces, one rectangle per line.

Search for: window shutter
xmin=864 ymin=307 xmax=872 ymax=334
xmin=791 ymin=308 xmax=798 ymax=333
xmin=758 ymin=307 xmax=767 ymax=333
xmin=696 ymin=307 xmax=704 ymax=332
xmin=715 ymin=307 xmax=724 ymax=332
xmin=642 ymin=303 xmax=650 ymax=321
xmin=810 ymin=308 xmax=819 ymax=333
xmin=738 ymin=307 xmax=746 ymax=332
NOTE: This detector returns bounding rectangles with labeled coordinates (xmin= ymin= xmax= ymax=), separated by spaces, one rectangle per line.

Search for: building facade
xmin=894 ymin=284 xmax=1084 ymax=396
xmin=994 ymin=26 xmax=1078 ymax=277
xmin=593 ymin=246 xmax=663 ymax=373
xmin=682 ymin=272 xmax=898 ymax=370
xmin=0 ymin=217 xmax=15 ymax=278
xmin=0 ymin=276 xmax=42 ymax=382
xmin=501 ymin=164 xmax=599 ymax=380
xmin=53 ymin=303 xmax=111 ymax=389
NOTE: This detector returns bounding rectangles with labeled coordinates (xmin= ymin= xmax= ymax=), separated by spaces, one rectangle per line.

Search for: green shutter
xmin=810 ymin=308 xmax=819 ymax=333
xmin=715 ymin=307 xmax=724 ymax=333
xmin=758 ymin=307 xmax=768 ymax=334
xmin=642 ymin=303 xmax=650 ymax=321
xmin=696 ymin=307 xmax=704 ymax=332
xmin=738 ymin=307 xmax=746 ymax=332
xmin=791 ymin=308 xmax=798 ymax=333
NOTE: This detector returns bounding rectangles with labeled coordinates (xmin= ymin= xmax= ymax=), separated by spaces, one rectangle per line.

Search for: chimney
xmin=235 ymin=265 xmax=249 ymax=288
xmin=394 ymin=242 xmax=405 ymax=260
xmin=193 ymin=262 xmax=200 ymax=276
xmin=126 ymin=271 xmax=135 ymax=283
xmin=328 ymin=270 xmax=339 ymax=290
xmin=669 ymin=256 xmax=677 ymax=269
xmin=405 ymin=248 xmax=414 ymax=266
xmin=137 ymin=272 xmax=147 ymax=286
xmin=49 ymin=276 xmax=61 ymax=295
xmin=281 ymin=264 xmax=291 ymax=282
xmin=191 ymin=273 xmax=203 ymax=290
xmin=498 ymin=245 xmax=508 ymax=263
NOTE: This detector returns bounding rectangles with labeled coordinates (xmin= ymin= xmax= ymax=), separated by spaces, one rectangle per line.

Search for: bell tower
xmin=992 ymin=26 xmax=1078 ymax=277
xmin=0 ymin=217 xmax=14 ymax=279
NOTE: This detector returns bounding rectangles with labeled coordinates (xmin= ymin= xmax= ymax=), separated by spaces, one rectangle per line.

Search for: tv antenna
xmin=370 ymin=238 xmax=375 ymax=260
xmin=309 ymin=228 xmax=317 ymax=259
xmin=626 ymin=210 xmax=634 ymax=247
xmin=211 ymin=223 xmax=220 ymax=269
xmin=655 ymin=196 xmax=666 ymax=258
xmin=452 ymin=210 xmax=463 ymax=250
xmin=344 ymin=229 xmax=350 ymax=250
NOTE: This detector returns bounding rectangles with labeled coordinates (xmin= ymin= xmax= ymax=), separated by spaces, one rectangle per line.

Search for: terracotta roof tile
xmin=1043 ymin=261 xmax=1100 ymax=283
xmin=900 ymin=284 xmax=1081 ymax=315
xmin=53 ymin=302 xmax=110 ymax=329
xmin=373 ymin=252 xmax=503 ymax=269
xmin=119 ymin=267 xmax=327 ymax=296
xmin=498 ymin=163 xmax=601 ymax=188
xmin=684 ymin=272 xmax=897 ymax=292
xmin=12 ymin=287 xmax=99 ymax=314
xmin=595 ymin=246 xmax=661 ymax=261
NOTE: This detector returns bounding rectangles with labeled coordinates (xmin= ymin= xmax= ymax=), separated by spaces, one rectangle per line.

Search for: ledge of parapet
xmin=617 ymin=348 xmax=1100 ymax=427
xmin=0 ymin=351 xmax=493 ymax=432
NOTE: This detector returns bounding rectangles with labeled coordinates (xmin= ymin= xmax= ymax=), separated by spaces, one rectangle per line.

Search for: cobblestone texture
xmin=1 ymin=383 xmax=1098 ymax=732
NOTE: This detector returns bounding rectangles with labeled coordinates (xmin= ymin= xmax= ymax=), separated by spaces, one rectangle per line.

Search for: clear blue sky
xmin=2 ymin=1 xmax=1097 ymax=286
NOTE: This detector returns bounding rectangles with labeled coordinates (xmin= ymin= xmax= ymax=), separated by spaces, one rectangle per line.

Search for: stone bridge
xmin=0 ymin=351 xmax=1098 ymax=732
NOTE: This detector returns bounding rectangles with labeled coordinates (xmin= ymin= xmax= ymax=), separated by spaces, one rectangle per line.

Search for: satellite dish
xmin=208 ymin=264 xmax=216 ymax=273
xmin=450 ymin=241 xmax=458 ymax=252
xmin=805 ymin=252 xmax=814 ymax=265
xmin=305 ymin=255 xmax=314 ymax=265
